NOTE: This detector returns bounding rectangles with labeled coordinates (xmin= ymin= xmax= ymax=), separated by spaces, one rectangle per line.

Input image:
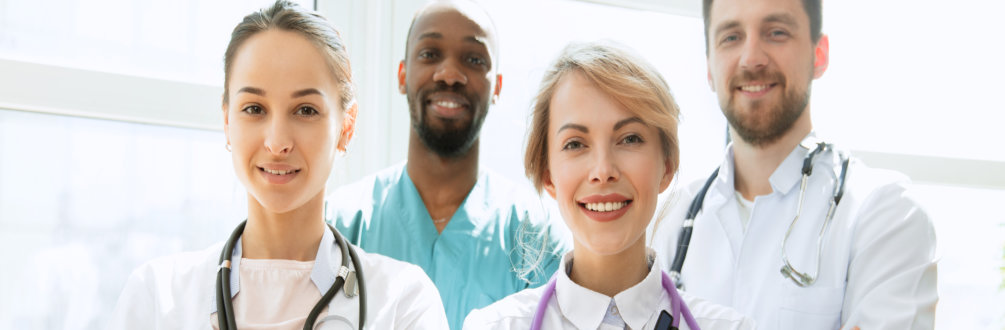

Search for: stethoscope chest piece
xmin=343 ymin=270 xmax=358 ymax=298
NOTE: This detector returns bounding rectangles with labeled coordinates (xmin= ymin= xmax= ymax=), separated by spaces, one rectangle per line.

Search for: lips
xmin=425 ymin=92 xmax=471 ymax=119
xmin=577 ymin=193 xmax=633 ymax=222
xmin=257 ymin=164 xmax=300 ymax=184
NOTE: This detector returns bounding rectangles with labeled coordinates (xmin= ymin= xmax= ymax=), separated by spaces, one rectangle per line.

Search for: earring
xmin=225 ymin=144 xmax=232 ymax=152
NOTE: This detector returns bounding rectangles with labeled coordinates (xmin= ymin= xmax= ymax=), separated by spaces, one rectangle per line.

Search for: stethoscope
xmin=530 ymin=270 xmax=700 ymax=330
xmin=215 ymin=220 xmax=367 ymax=330
xmin=668 ymin=139 xmax=850 ymax=288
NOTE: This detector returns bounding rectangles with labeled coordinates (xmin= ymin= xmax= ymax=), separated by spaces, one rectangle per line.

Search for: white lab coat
xmin=463 ymin=250 xmax=755 ymax=329
xmin=110 ymin=226 xmax=449 ymax=329
xmin=653 ymin=140 xmax=937 ymax=329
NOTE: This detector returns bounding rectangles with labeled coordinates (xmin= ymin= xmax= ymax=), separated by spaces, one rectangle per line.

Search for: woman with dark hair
xmin=111 ymin=2 xmax=447 ymax=329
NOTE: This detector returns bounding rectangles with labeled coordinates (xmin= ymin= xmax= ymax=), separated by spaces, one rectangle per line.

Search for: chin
xmin=251 ymin=191 xmax=305 ymax=214
xmin=579 ymin=233 xmax=637 ymax=257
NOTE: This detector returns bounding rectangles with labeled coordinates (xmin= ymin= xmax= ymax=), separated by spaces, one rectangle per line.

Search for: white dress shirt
xmin=653 ymin=135 xmax=938 ymax=329
xmin=463 ymin=249 xmax=755 ymax=329
xmin=111 ymin=225 xmax=449 ymax=329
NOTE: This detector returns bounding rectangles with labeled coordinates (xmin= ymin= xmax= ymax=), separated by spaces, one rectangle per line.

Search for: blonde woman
xmin=463 ymin=42 xmax=754 ymax=329
xmin=111 ymin=1 xmax=447 ymax=329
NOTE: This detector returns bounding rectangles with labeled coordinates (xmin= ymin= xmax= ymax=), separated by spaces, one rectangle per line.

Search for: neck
xmin=406 ymin=130 xmax=479 ymax=232
xmin=731 ymin=111 xmax=813 ymax=201
xmin=569 ymin=239 xmax=649 ymax=298
xmin=242 ymin=192 xmax=326 ymax=261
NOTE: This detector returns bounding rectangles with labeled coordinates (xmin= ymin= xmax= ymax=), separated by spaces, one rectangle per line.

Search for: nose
xmin=589 ymin=147 xmax=620 ymax=185
xmin=263 ymin=115 xmax=293 ymax=156
xmin=739 ymin=36 xmax=768 ymax=72
xmin=432 ymin=57 xmax=468 ymax=87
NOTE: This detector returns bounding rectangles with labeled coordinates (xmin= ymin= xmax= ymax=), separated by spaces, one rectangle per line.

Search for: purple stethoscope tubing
xmin=529 ymin=271 xmax=700 ymax=330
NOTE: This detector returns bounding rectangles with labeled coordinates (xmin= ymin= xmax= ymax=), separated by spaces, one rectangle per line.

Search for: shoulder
xmin=352 ymin=247 xmax=449 ymax=327
xmin=111 ymin=243 xmax=222 ymax=328
xmin=462 ymin=285 xmax=546 ymax=329
xmin=329 ymin=164 xmax=404 ymax=207
xmin=126 ymin=243 xmax=222 ymax=286
xmin=355 ymin=247 xmax=437 ymax=295
xmin=843 ymin=158 xmax=933 ymax=231
xmin=679 ymin=290 xmax=757 ymax=330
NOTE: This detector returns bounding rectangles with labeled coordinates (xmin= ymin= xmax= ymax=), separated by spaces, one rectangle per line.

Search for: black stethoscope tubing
xmin=668 ymin=142 xmax=849 ymax=289
xmin=216 ymin=220 xmax=366 ymax=330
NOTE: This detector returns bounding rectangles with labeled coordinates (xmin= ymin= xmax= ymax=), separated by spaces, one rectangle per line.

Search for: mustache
xmin=422 ymin=81 xmax=470 ymax=96
xmin=729 ymin=70 xmax=786 ymax=88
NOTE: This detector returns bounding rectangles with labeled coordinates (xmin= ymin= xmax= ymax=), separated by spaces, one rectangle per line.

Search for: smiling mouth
xmin=580 ymin=200 xmax=632 ymax=212
xmin=737 ymin=83 xmax=777 ymax=92
xmin=259 ymin=167 xmax=300 ymax=175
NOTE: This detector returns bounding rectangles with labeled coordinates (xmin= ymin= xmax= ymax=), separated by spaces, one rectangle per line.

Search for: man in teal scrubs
xmin=326 ymin=1 xmax=568 ymax=328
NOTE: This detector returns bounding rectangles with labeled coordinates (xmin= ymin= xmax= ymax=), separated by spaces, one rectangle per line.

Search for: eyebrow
xmin=291 ymin=88 xmax=322 ymax=98
xmin=417 ymin=32 xmax=442 ymax=41
xmin=237 ymin=86 xmax=265 ymax=96
xmin=614 ymin=117 xmax=645 ymax=131
xmin=556 ymin=117 xmax=645 ymax=135
xmin=235 ymin=87 xmax=322 ymax=98
xmin=713 ymin=13 xmax=799 ymax=37
xmin=557 ymin=123 xmax=588 ymax=134
xmin=417 ymin=32 xmax=490 ymax=51
xmin=764 ymin=13 xmax=798 ymax=27
xmin=712 ymin=20 xmax=741 ymax=38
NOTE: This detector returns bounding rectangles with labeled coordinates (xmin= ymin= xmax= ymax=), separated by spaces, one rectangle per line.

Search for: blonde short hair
xmin=525 ymin=41 xmax=680 ymax=192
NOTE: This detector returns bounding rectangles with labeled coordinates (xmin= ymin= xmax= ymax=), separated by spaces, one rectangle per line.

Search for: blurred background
xmin=0 ymin=0 xmax=1002 ymax=328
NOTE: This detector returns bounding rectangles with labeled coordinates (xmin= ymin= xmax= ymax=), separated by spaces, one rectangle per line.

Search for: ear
xmin=491 ymin=73 xmax=503 ymax=105
xmin=397 ymin=60 xmax=407 ymax=94
xmin=542 ymin=169 xmax=557 ymax=199
xmin=706 ymin=64 xmax=716 ymax=92
xmin=222 ymin=103 xmax=231 ymax=146
xmin=337 ymin=102 xmax=358 ymax=153
xmin=659 ymin=158 xmax=674 ymax=193
xmin=812 ymin=34 xmax=830 ymax=79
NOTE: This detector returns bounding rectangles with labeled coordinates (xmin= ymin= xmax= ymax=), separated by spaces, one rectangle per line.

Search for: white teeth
xmin=740 ymin=84 xmax=769 ymax=92
xmin=434 ymin=100 xmax=461 ymax=108
xmin=584 ymin=201 xmax=628 ymax=212
xmin=263 ymin=168 xmax=295 ymax=175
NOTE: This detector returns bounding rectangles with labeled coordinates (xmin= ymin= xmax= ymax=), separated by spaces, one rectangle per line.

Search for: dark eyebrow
xmin=237 ymin=87 xmax=265 ymax=96
xmin=291 ymin=88 xmax=322 ymax=98
xmin=417 ymin=32 xmax=442 ymax=41
xmin=465 ymin=36 xmax=489 ymax=48
xmin=713 ymin=20 xmax=741 ymax=38
xmin=764 ymin=13 xmax=798 ymax=27
xmin=557 ymin=123 xmax=588 ymax=134
xmin=614 ymin=117 xmax=645 ymax=131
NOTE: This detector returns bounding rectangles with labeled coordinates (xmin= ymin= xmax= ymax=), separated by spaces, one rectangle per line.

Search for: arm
xmin=394 ymin=264 xmax=450 ymax=329
xmin=108 ymin=266 xmax=158 ymax=330
xmin=842 ymin=181 xmax=937 ymax=329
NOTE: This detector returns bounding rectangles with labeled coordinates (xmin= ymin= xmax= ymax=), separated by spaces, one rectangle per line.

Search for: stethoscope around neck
xmin=668 ymin=139 xmax=850 ymax=289
xmin=215 ymin=220 xmax=367 ymax=330
xmin=530 ymin=266 xmax=700 ymax=330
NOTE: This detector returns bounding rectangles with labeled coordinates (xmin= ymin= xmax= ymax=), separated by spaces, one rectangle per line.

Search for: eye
xmin=467 ymin=55 xmax=487 ymax=67
xmin=417 ymin=49 xmax=438 ymax=61
xmin=295 ymin=106 xmax=319 ymax=117
xmin=620 ymin=134 xmax=644 ymax=145
xmin=561 ymin=140 xmax=585 ymax=151
xmin=242 ymin=105 xmax=264 ymax=115
xmin=768 ymin=29 xmax=790 ymax=40
xmin=720 ymin=34 xmax=739 ymax=45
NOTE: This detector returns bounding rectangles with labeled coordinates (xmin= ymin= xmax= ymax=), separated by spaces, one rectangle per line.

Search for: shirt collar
xmin=719 ymin=132 xmax=829 ymax=197
xmin=555 ymin=249 xmax=665 ymax=329
xmin=399 ymin=163 xmax=491 ymax=231
xmin=209 ymin=224 xmax=339 ymax=314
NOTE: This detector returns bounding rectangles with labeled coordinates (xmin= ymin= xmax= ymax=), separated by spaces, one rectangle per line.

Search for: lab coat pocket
xmin=778 ymin=285 xmax=844 ymax=329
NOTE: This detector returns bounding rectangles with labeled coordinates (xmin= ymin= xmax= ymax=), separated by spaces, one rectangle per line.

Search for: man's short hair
xmin=701 ymin=0 xmax=822 ymax=54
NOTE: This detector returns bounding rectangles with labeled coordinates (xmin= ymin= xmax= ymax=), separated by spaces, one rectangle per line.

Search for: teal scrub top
xmin=327 ymin=163 xmax=569 ymax=329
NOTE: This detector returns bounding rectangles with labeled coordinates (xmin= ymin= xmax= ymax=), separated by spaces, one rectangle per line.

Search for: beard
xmin=721 ymin=69 xmax=810 ymax=147
xmin=407 ymin=81 xmax=488 ymax=158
